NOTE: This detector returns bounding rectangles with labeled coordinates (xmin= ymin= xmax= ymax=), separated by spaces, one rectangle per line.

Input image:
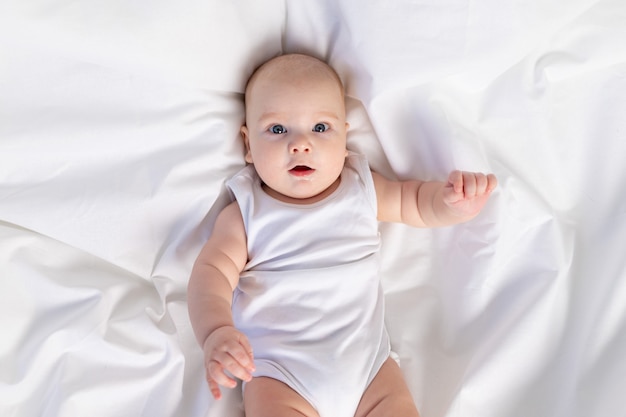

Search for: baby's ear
xmin=344 ymin=123 xmax=350 ymax=157
xmin=240 ymin=126 xmax=253 ymax=163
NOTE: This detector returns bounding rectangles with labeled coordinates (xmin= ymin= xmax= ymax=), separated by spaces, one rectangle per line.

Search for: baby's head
xmin=241 ymin=54 xmax=349 ymax=203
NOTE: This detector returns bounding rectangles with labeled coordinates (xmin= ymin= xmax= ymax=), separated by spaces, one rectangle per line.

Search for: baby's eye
xmin=270 ymin=125 xmax=286 ymax=134
xmin=313 ymin=123 xmax=329 ymax=133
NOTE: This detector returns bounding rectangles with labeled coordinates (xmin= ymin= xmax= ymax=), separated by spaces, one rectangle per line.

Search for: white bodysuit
xmin=226 ymin=152 xmax=390 ymax=417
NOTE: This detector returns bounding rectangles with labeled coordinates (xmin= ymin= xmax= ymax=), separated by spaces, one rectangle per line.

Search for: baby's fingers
xmin=474 ymin=173 xmax=488 ymax=196
xmin=462 ymin=172 xmax=478 ymax=198
xmin=212 ymin=355 xmax=252 ymax=386
xmin=207 ymin=359 xmax=237 ymax=388
xmin=448 ymin=170 xmax=464 ymax=193
xmin=486 ymin=173 xmax=498 ymax=192
xmin=449 ymin=171 xmax=498 ymax=198
xmin=233 ymin=333 xmax=255 ymax=371
xmin=207 ymin=369 xmax=225 ymax=400
xmin=203 ymin=327 xmax=257 ymax=400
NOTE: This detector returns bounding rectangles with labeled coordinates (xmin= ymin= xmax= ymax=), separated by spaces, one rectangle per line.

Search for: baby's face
xmin=241 ymin=65 xmax=348 ymax=203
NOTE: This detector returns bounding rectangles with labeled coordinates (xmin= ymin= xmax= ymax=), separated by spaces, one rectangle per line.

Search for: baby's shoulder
xmin=216 ymin=200 xmax=244 ymax=228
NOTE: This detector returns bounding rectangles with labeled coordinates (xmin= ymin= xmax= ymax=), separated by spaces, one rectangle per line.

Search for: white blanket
xmin=2 ymin=1 xmax=625 ymax=416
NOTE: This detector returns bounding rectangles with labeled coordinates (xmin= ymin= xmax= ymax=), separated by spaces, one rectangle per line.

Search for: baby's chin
xmin=262 ymin=180 xmax=340 ymax=204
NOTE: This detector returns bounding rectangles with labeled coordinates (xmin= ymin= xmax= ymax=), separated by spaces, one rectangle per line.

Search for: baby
xmin=187 ymin=54 xmax=497 ymax=417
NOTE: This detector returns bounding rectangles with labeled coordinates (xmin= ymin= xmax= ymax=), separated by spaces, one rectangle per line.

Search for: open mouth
xmin=289 ymin=165 xmax=314 ymax=176
xmin=291 ymin=165 xmax=312 ymax=172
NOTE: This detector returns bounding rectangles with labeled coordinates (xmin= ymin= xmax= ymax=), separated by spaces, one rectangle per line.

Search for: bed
xmin=2 ymin=1 xmax=625 ymax=416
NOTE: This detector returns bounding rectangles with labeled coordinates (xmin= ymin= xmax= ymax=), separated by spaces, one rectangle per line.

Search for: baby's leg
xmin=355 ymin=357 xmax=421 ymax=417
xmin=244 ymin=377 xmax=320 ymax=417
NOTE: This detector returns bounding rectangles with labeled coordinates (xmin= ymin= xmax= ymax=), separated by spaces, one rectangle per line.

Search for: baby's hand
xmin=442 ymin=170 xmax=498 ymax=218
xmin=203 ymin=326 xmax=255 ymax=400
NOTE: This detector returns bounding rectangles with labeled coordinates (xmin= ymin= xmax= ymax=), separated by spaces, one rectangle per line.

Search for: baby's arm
xmin=373 ymin=170 xmax=497 ymax=227
xmin=187 ymin=202 xmax=254 ymax=400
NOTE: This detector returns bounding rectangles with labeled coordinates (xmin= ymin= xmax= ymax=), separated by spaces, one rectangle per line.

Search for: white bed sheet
xmin=2 ymin=1 xmax=626 ymax=416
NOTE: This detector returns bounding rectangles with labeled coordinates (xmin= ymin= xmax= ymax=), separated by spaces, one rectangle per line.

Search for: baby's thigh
xmin=355 ymin=358 xmax=421 ymax=417
xmin=244 ymin=377 xmax=320 ymax=417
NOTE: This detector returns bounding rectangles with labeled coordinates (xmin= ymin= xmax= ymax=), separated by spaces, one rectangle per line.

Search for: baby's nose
xmin=290 ymin=136 xmax=311 ymax=153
